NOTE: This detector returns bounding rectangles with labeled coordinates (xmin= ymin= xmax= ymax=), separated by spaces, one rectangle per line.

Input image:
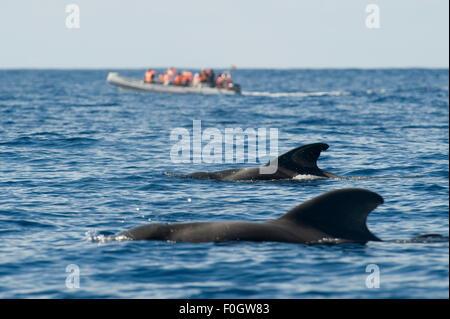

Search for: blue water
xmin=0 ymin=69 xmax=448 ymax=298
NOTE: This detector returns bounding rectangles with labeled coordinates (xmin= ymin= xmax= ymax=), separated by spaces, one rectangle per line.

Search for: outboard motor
xmin=229 ymin=83 xmax=241 ymax=94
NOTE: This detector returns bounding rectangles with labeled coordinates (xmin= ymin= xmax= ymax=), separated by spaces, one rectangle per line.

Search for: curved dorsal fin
xmin=267 ymin=143 xmax=329 ymax=175
xmin=278 ymin=188 xmax=383 ymax=243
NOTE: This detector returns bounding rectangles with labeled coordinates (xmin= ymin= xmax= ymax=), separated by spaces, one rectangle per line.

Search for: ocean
xmin=0 ymin=68 xmax=448 ymax=298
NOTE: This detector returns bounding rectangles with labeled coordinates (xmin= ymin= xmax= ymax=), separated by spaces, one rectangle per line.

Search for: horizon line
xmin=0 ymin=66 xmax=448 ymax=70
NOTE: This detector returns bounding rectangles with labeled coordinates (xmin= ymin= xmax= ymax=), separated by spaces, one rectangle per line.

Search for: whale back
xmin=121 ymin=188 xmax=384 ymax=244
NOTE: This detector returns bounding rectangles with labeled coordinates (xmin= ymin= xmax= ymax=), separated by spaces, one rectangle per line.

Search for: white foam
xmin=86 ymin=230 xmax=132 ymax=244
xmin=292 ymin=174 xmax=327 ymax=181
xmin=242 ymin=91 xmax=349 ymax=98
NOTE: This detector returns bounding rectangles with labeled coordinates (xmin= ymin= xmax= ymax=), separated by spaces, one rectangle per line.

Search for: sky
xmin=0 ymin=0 xmax=448 ymax=69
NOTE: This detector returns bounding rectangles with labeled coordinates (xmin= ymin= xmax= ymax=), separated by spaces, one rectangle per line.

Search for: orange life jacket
xmin=145 ymin=71 xmax=151 ymax=83
xmin=145 ymin=70 xmax=156 ymax=83
xmin=200 ymin=71 xmax=207 ymax=82
xmin=174 ymin=74 xmax=182 ymax=86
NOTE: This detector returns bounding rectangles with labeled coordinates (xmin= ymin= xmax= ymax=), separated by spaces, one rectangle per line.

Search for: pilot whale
xmin=121 ymin=188 xmax=383 ymax=244
xmin=183 ymin=143 xmax=343 ymax=181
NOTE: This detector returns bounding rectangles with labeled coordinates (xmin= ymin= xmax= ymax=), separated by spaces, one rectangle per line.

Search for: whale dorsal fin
xmin=267 ymin=143 xmax=329 ymax=175
xmin=278 ymin=188 xmax=383 ymax=243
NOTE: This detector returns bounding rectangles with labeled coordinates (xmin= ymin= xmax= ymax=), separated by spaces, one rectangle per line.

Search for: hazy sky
xmin=1 ymin=0 xmax=448 ymax=68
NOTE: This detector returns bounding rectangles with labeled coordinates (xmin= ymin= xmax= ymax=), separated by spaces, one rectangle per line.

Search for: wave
xmin=392 ymin=234 xmax=449 ymax=244
xmin=0 ymin=136 xmax=98 ymax=148
xmin=242 ymin=90 xmax=350 ymax=98
xmin=86 ymin=230 xmax=132 ymax=244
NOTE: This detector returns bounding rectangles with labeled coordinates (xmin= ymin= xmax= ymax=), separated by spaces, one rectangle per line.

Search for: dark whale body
xmin=121 ymin=188 xmax=383 ymax=244
xmin=185 ymin=143 xmax=343 ymax=181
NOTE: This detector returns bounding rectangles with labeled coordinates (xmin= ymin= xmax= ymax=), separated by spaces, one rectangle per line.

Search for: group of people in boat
xmin=144 ymin=67 xmax=235 ymax=90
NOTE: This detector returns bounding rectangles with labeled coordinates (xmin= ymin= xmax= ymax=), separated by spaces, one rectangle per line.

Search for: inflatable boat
xmin=106 ymin=72 xmax=241 ymax=95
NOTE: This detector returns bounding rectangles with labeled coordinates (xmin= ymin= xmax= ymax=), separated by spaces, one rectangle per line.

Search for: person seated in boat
xmin=181 ymin=71 xmax=193 ymax=86
xmin=216 ymin=71 xmax=233 ymax=89
xmin=192 ymin=73 xmax=201 ymax=87
xmin=160 ymin=67 xmax=177 ymax=85
xmin=200 ymin=69 xmax=215 ymax=87
xmin=199 ymin=70 xmax=207 ymax=85
xmin=144 ymin=69 xmax=156 ymax=83
xmin=173 ymin=72 xmax=186 ymax=86
xmin=207 ymin=69 xmax=215 ymax=87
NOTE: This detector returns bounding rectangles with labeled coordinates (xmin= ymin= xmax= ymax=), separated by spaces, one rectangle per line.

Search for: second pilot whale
xmin=183 ymin=143 xmax=343 ymax=181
